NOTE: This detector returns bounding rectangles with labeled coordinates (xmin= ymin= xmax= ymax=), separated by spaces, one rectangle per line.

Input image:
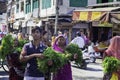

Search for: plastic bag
xmin=110 ymin=72 xmax=118 ymax=80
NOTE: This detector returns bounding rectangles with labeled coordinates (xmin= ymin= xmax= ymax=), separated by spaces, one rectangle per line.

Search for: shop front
xmin=72 ymin=7 xmax=120 ymax=43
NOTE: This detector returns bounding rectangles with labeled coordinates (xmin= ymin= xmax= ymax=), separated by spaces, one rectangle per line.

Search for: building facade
xmin=6 ymin=0 xmax=120 ymax=41
xmin=0 ymin=0 xmax=7 ymax=32
xmin=7 ymin=0 xmax=97 ymax=33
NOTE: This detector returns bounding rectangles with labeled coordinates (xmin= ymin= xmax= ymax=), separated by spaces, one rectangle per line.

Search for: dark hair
xmin=76 ymin=31 xmax=81 ymax=36
xmin=31 ymin=26 xmax=42 ymax=33
xmin=43 ymin=31 xmax=47 ymax=36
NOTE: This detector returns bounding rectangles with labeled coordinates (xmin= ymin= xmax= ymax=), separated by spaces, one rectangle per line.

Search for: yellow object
xmin=79 ymin=12 xmax=88 ymax=21
xmin=91 ymin=12 xmax=101 ymax=21
xmin=110 ymin=73 xmax=118 ymax=80
xmin=18 ymin=33 xmax=23 ymax=40
xmin=51 ymin=36 xmax=55 ymax=46
xmin=98 ymin=42 xmax=108 ymax=49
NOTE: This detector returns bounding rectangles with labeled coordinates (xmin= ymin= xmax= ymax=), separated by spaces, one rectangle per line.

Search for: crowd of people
xmin=1 ymin=26 xmax=120 ymax=80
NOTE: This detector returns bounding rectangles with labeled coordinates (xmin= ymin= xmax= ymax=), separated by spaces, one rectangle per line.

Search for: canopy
xmin=72 ymin=7 xmax=120 ymax=23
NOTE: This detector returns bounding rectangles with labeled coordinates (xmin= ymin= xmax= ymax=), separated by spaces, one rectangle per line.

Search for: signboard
xmin=92 ymin=21 xmax=113 ymax=27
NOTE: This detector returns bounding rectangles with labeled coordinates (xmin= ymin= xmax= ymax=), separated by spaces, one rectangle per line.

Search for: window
xmin=97 ymin=0 xmax=102 ymax=3
xmin=102 ymin=0 xmax=108 ymax=3
xmin=58 ymin=0 xmax=63 ymax=5
xmin=26 ymin=0 xmax=31 ymax=4
xmin=21 ymin=2 xmax=24 ymax=11
xmin=53 ymin=0 xmax=55 ymax=5
xmin=97 ymin=0 xmax=114 ymax=3
xmin=12 ymin=7 xmax=15 ymax=14
xmin=42 ymin=0 xmax=51 ymax=9
xmin=108 ymin=0 xmax=113 ymax=2
xmin=69 ymin=0 xmax=87 ymax=7
xmin=33 ymin=0 xmax=39 ymax=10
xmin=25 ymin=0 xmax=31 ymax=14
xmin=16 ymin=0 xmax=19 ymax=2
xmin=16 ymin=4 xmax=19 ymax=13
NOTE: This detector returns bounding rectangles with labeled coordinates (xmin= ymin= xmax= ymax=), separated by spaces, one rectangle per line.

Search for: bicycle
xmin=0 ymin=58 xmax=9 ymax=73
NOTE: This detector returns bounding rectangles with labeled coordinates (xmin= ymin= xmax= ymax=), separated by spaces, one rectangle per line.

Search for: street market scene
xmin=0 ymin=0 xmax=120 ymax=80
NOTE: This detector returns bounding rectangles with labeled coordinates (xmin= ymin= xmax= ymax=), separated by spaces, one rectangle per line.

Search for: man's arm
xmin=19 ymin=49 xmax=35 ymax=62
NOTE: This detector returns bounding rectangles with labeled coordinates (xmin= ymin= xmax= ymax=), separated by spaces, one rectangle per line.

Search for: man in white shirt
xmin=70 ymin=31 xmax=85 ymax=50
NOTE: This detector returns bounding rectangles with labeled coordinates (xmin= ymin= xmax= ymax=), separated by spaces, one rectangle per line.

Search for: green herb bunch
xmin=0 ymin=34 xmax=14 ymax=60
xmin=37 ymin=47 xmax=68 ymax=73
xmin=13 ymin=39 xmax=28 ymax=53
xmin=0 ymin=34 xmax=28 ymax=60
xmin=65 ymin=43 xmax=83 ymax=66
xmin=102 ymin=57 xmax=120 ymax=73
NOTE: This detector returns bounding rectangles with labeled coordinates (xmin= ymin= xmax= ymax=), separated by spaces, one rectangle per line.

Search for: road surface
xmin=0 ymin=59 xmax=103 ymax=80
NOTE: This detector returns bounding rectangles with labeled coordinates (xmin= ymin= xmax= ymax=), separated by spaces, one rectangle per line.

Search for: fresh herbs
xmin=65 ymin=43 xmax=83 ymax=66
xmin=0 ymin=34 xmax=28 ymax=60
xmin=0 ymin=34 xmax=14 ymax=60
xmin=37 ymin=44 xmax=83 ymax=74
xmin=37 ymin=47 xmax=68 ymax=73
xmin=102 ymin=57 xmax=120 ymax=73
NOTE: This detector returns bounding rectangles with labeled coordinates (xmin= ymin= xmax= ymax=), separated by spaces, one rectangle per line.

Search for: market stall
xmin=72 ymin=7 xmax=120 ymax=42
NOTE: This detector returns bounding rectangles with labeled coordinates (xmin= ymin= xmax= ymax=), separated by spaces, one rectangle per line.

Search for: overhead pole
xmin=54 ymin=0 xmax=59 ymax=35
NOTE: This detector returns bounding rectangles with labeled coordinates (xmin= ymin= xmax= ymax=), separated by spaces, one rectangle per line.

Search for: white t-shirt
xmin=88 ymin=45 xmax=95 ymax=53
xmin=71 ymin=36 xmax=85 ymax=48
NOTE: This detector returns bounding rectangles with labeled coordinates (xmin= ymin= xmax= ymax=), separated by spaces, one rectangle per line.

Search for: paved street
xmin=72 ymin=59 xmax=103 ymax=80
xmin=0 ymin=68 xmax=8 ymax=80
xmin=0 ymin=59 xmax=103 ymax=80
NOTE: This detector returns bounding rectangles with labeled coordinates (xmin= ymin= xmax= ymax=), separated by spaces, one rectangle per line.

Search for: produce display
xmin=102 ymin=57 xmax=120 ymax=73
xmin=65 ymin=43 xmax=83 ymax=66
xmin=37 ymin=47 xmax=68 ymax=73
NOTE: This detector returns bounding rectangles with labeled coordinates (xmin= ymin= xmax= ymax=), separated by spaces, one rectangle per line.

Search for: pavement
xmin=0 ymin=68 xmax=8 ymax=80
xmin=72 ymin=59 xmax=103 ymax=80
xmin=0 ymin=59 xmax=103 ymax=80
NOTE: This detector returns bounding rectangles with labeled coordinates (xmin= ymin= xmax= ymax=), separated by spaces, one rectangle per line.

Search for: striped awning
xmin=72 ymin=7 xmax=120 ymax=22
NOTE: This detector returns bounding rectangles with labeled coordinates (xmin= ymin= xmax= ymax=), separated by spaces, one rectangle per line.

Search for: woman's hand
xmin=74 ymin=53 xmax=78 ymax=60
xmin=47 ymin=60 xmax=53 ymax=66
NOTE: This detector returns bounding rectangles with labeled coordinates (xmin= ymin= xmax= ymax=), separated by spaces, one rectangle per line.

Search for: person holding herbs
xmin=103 ymin=36 xmax=120 ymax=80
xmin=20 ymin=26 xmax=47 ymax=80
xmin=8 ymin=38 xmax=24 ymax=80
xmin=52 ymin=35 xmax=73 ymax=80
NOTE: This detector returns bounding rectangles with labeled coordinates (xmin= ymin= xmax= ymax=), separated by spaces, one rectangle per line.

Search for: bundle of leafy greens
xmin=65 ymin=43 xmax=83 ymax=66
xmin=0 ymin=34 xmax=14 ymax=60
xmin=0 ymin=34 xmax=27 ymax=72
xmin=13 ymin=39 xmax=28 ymax=53
xmin=37 ymin=47 xmax=68 ymax=73
xmin=102 ymin=57 xmax=120 ymax=73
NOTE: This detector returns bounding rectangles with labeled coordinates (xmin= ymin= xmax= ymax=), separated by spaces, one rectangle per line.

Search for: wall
xmin=88 ymin=0 xmax=97 ymax=5
xmin=40 ymin=0 xmax=89 ymax=17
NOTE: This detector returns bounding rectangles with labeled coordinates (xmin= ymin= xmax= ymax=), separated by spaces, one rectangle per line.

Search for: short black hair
xmin=31 ymin=26 xmax=42 ymax=33
xmin=43 ymin=31 xmax=47 ymax=35
xmin=76 ymin=31 xmax=81 ymax=36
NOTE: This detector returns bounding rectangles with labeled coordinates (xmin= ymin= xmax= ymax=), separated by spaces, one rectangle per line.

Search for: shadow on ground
xmin=73 ymin=75 xmax=102 ymax=80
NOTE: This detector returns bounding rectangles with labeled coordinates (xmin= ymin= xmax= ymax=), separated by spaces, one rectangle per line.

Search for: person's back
xmin=88 ymin=42 xmax=95 ymax=53
xmin=70 ymin=32 xmax=85 ymax=49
